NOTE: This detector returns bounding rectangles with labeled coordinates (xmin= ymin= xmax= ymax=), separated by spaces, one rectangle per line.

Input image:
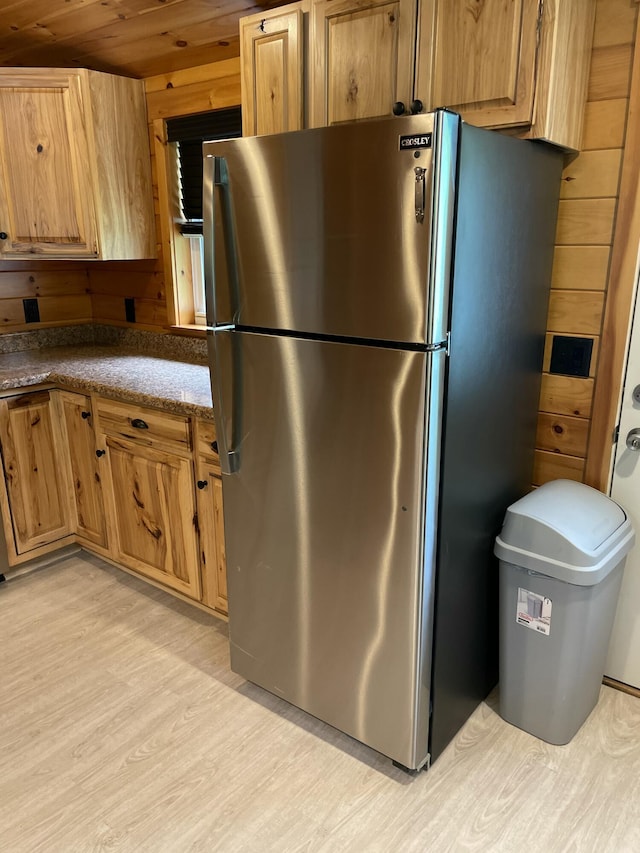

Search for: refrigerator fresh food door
xmin=203 ymin=112 xmax=458 ymax=346
xmin=213 ymin=328 xmax=445 ymax=769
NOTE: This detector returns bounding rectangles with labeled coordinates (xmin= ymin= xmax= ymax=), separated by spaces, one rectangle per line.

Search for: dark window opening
xmin=166 ymin=106 xmax=242 ymax=235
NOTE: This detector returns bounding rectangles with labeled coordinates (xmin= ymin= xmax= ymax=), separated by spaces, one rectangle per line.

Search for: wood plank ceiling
xmin=0 ymin=0 xmax=287 ymax=78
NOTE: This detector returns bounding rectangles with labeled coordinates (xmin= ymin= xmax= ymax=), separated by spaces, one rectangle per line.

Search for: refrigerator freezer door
xmin=215 ymin=329 xmax=439 ymax=768
xmin=203 ymin=113 xmax=458 ymax=345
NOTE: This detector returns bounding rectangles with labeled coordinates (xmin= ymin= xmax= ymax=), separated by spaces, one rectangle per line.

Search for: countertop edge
xmin=0 ymin=363 xmax=215 ymax=421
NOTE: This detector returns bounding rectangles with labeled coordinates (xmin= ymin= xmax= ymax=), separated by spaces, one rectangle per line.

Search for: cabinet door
xmin=196 ymin=458 xmax=228 ymax=615
xmin=416 ymin=0 xmax=541 ymax=129
xmin=241 ymin=6 xmax=305 ymax=136
xmin=0 ymin=71 xmax=98 ymax=258
xmin=103 ymin=435 xmax=201 ymax=600
xmin=310 ymin=0 xmax=416 ymax=126
xmin=0 ymin=391 xmax=72 ymax=553
xmin=58 ymin=391 xmax=108 ymax=550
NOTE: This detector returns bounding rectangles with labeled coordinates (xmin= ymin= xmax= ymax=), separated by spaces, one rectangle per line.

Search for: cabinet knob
xmin=96 ymin=449 xmax=106 ymax=458
xmin=81 ymin=411 xmax=91 ymax=419
xmin=392 ymin=102 xmax=406 ymax=116
xmin=131 ymin=418 xmax=148 ymax=430
xmin=211 ymin=441 xmax=218 ymax=453
xmin=410 ymin=99 xmax=424 ymax=114
xmin=197 ymin=480 xmax=208 ymax=490
xmin=0 ymin=232 xmax=7 ymax=240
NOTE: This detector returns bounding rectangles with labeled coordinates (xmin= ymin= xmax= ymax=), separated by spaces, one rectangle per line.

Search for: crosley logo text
xmin=399 ymin=133 xmax=432 ymax=150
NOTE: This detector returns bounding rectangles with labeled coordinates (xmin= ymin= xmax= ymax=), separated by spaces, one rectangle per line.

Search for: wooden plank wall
xmin=533 ymin=0 xmax=638 ymax=487
xmin=0 ymin=261 xmax=92 ymax=332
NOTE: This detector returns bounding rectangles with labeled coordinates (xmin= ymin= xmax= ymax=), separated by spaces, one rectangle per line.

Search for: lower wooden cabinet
xmin=57 ymin=390 xmax=109 ymax=550
xmin=196 ymin=457 xmax=228 ymax=614
xmin=0 ymin=388 xmax=227 ymax=616
xmin=99 ymin=434 xmax=202 ymax=600
xmin=0 ymin=390 xmax=73 ymax=555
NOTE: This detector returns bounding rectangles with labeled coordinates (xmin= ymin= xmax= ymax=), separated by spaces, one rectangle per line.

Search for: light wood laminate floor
xmin=1 ymin=553 xmax=640 ymax=852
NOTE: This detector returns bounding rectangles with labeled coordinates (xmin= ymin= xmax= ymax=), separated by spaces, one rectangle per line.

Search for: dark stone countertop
xmin=0 ymin=345 xmax=214 ymax=419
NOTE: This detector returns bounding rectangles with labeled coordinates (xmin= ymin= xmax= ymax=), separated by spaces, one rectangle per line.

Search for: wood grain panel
xmin=539 ymin=374 xmax=594 ymax=418
xmin=555 ymin=199 xmax=617 ymax=245
xmin=582 ymin=99 xmax=628 ymax=150
xmin=533 ymin=449 xmax=585 ymax=486
xmin=196 ymin=456 xmax=227 ymax=614
xmin=588 ymin=44 xmax=634 ymax=100
xmin=0 ymin=391 xmax=73 ymax=553
xmin=310 ymin=0 xmax=416 ymax=127
xmin=551 ymin=246 xmax=610 ymax=291
xmin=546 ymin=290 xmax=605 ymax=335
xmin=95 ymin=397 xmax=192 ymax=455
xmin=591 ymin=0 xmax=638 ymax=48
xmin=91 ymin=293 xmax=168 ymax=327
xmin=560 ymin=149 xmax=622 ymax=199
xmin=146 ymin=68 xmax=242 ymax=119
xmin=426 ymin=0 xmax=536 ymax=119
xmin=0 ymin=1 xmax=250 ymax=78
xmin=241 ymin=7 xmax=305 ymax=137
xmin=37 ymin=295 xmax=92 ymax=323
xmin=103 ymin=435 xmax=201 ymax=599
xmin=536 ymin=412 xmax=590 ymax=457
xmin=144 ymin=58 xmax=242 ymax=94
xmin=88 ymin=270 xmax=165 ymax=301
xmin=0 ymin=270 xmax=90 ymax=298
xmin=0 ymin=300 xmax=38 ymax=326
xmin=57 ymin=390 xmax=108 ymax=549
xmin=543 ymin=332 xmax=599 ymax=378
xmin=585 ymin=8 xmax=640 ymax=489
xmin=525 ymin=0 xmax=596 ymax=152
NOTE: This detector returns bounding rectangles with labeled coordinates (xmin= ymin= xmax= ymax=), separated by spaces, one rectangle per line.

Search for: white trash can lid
xmin=494 ymin=479 xmax=635 ymax=585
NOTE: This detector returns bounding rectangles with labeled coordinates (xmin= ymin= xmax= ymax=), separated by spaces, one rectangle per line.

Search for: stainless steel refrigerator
xmin=203 ymin=111 xmax=562 ymax=772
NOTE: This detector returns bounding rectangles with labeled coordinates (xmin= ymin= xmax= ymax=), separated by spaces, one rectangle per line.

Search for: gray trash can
xmin=494 ymin=479 xmax=635 ymax=745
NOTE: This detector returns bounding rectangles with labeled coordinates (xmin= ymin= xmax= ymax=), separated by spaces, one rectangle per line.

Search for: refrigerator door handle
xmin=203 ymin=154 xmax=240 ymax=327
xmin=209 ymin=327 xmax=241 ymax=475
xmin=414 ymin=167 xmax=427 ymax=224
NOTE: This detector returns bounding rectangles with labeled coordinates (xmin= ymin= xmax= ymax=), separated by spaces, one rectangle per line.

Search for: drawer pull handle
xmin=96 ymin=449 xmax=106 ymax=458
xmin=211 ymin=441 xmax=218 ymax=453
xmin=81 ymin=411 xmax=91 ymax=419
xmin=131 ymin=418 xmax=149 ymax=430
xmin=197 ymin=480 xmax=208 ymax=490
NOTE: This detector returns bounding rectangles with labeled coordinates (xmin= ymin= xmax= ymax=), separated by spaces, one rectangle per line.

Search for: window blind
xmin=166 ymin=107 xmax=242 ymax=234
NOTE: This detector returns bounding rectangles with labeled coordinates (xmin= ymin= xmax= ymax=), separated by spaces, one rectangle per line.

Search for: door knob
xmin=626 ymin=428 xmax=640 ymax=450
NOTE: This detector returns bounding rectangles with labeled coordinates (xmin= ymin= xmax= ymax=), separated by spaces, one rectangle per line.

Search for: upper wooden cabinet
xmin=310 ymin=0 xmax=417 ymax=127
xmin=416 ymin=0 xmax=596 ymax=151
xmin=240 ymin=0 xmax=596 ymax=151
xmin=0 ymin=68 xmax=155 ymax=260
xmin=241 ymin=5 xmax=306 ymax=136
xmin=416 ymin=0 xmax=539 ymax=130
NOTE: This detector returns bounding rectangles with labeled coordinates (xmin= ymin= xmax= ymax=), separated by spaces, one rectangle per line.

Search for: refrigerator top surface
xmin=204 ymin=112 xmax=458 ymax=346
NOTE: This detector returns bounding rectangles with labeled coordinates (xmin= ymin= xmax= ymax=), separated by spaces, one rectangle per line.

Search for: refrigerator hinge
xmin=425 ymin=333 xmax=450 ymax=355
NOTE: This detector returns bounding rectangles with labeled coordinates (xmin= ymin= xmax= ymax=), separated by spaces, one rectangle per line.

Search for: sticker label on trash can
xmin=516 ymin=588 xmax=552 ymax=635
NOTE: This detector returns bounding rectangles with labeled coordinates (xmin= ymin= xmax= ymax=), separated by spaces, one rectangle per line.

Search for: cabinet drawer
xmin=95 ymin=398 xmax=192 ymax=453
xmin=197 ymin=418 xmax=220 ymax=463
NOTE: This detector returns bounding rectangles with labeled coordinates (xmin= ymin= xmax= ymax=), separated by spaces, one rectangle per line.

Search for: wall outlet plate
xmin=124 ymin=298 xmax=136 ymax=323
xmin=549 ymin=335 xmax=593 ymax=378
xmin=23 ymin=298 xmax=40 ymax=323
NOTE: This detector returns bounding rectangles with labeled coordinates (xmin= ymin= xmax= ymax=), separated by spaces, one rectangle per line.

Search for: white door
xmin=608 ymin=261 xmax=640 ymax=689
